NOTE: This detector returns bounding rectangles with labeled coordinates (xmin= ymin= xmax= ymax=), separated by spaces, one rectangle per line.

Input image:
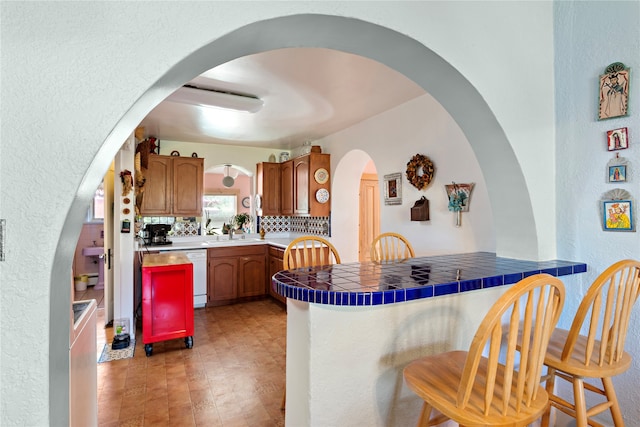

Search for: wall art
xmin=601 ymin=188 xmax=634 ymax=232
xmin=384 ymin=173 xmax=402 ymax=205
xmin=606 ymin=127 xmax=628 ymax=151
xmin=598 ymin=62 xmax=630 ymax=120
xmin=607 ymin=156 xmax=628 ymax=183
xmin=406 ymin=154 xmax=435 ymax=190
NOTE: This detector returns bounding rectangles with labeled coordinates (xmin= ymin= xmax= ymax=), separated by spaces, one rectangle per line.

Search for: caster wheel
xmin=185 ymin=336 xmax=193 ymax=349
xmin=144 ymin=344 xmax=153 ymax=357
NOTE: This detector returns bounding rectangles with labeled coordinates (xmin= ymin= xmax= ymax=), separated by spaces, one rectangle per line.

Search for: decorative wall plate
xmin=314 ymin=168 xmax=329 ymax=184
xmin=315 ymin=188 xmax=330 ymax=203
xmin=255 ymin=194 xmax=262 ymax=209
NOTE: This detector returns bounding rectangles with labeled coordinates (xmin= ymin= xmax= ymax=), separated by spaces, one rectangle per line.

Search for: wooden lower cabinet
xmin=268 ymin=246 xmax=286 ymax=305
xmin=207 ymin=245 xmax=267 ymax=306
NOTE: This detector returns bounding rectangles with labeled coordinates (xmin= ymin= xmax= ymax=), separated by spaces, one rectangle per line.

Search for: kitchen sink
xmin=200 ymin=238 xmax=263 ymax=246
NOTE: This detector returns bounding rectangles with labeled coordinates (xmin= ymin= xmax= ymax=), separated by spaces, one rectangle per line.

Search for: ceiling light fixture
xmin=222 ymin=164 xmax=235 ymax=188
xmin=166 ymin=85 xmax=263 ymax=113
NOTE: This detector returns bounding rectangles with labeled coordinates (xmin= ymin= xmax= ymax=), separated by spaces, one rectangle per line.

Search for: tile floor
xmin=76 ymin=287 xmax=287 ymax=427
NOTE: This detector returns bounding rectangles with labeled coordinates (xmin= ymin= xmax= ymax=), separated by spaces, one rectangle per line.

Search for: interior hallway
xmin=84 ymin=293 xmax=287 ymax=427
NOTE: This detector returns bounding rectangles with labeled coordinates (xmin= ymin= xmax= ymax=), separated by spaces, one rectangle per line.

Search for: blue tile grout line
xmin=272 ymin=252 xmax=587 ymax=306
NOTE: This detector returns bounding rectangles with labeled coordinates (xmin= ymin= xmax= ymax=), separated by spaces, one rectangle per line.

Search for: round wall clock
xmin=315 ymin=188 xmax=330 ymax=204
xmin=314 ymin=168 xmax=329 ymax=184
xmin=242 ymin=197 xmax=250 ymax=208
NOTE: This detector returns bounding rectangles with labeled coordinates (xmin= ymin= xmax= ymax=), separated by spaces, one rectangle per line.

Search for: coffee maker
xmin=143 ymin=224 xmax=172 ymax=246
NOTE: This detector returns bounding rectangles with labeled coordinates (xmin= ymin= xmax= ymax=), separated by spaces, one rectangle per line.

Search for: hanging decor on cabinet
xmin=601 ymin=188 xmax=634 ymax=232
xmin=598 ymin=62 xmax=630 ymax=121
xmin=406 ymin=154 xmax=435 ymax=190
xmin=445 ymin=182 xmax=474 ymax=227
xmin=607 ymin=154 xmax=629 ymax=183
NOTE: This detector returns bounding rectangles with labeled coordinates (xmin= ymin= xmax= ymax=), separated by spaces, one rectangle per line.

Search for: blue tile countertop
xmin=272 ymin=252 xmax=587 ymax=306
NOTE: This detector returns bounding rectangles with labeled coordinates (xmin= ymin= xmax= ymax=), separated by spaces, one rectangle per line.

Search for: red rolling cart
xmin=142 ymin=253 xmax=194 ymax=356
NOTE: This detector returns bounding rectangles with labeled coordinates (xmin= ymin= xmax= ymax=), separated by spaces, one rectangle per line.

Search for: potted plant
xmin=231 ymin=213 xmax=253 ymax=233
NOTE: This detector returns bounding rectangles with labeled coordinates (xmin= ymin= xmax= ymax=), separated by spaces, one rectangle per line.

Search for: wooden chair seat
xmin=404 ymin=274 xmax=565 ymax=427
xmin=544 ymin=328 xmax=632 ymax=378
xmin=404 ymin=351 xmax=550 ymax=427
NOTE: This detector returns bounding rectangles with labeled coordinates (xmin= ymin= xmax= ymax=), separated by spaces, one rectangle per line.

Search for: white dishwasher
xmin=162 ymin=249 xmax=208 ymax=308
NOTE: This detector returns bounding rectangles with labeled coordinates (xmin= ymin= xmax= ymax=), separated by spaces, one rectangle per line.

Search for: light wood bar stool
xmin=538 ymin=259 xmax=640 ymax=427
xmin=283 ymin=236 xmax=341 ymax=270
xmin=403 ymin=274 xmax=565 ymax=427
xmin=370 ymin=232 xmax=415 ymax=262
xmin=280 ymin=236 xmax=341 ymax=410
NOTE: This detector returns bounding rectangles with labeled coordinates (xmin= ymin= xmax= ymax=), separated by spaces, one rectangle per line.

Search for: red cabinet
xmin=142 ymin=253 xmax=194 ymax=356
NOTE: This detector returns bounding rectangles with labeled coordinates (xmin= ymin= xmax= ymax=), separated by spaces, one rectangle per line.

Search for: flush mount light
xmin=166 ymin=85 xmax=263 ymax=113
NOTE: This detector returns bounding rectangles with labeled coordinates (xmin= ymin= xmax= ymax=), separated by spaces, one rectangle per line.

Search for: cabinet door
xmin=294 ymin=156 xmax=310 ymax=215
xmin=308 ymin=153 xmax=331 ymax=217
xmin=257 ymin=162 xmax=281 ymax=216
xmin=208 ymin=257 xmax=238 ymax=302
xmin=140 ymin=155 xmax=172 ymax=215
xmin=280 ymin=160 xmax=294 ymax=216
xmin=238 ymin=254 xmax=266 ymax=297
xmin=268 ymin=246 xmax=286 ymax=304
xmin=173 ymin=157 xmax=203 ymax=216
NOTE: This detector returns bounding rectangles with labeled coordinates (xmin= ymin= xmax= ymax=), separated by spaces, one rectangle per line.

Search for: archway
xmin=50 ymin=13 xmax=535 ymax=422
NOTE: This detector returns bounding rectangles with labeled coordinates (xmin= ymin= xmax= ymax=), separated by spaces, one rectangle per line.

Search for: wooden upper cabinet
xmin=298 ymin=153 xmax=330 ymax=217
xmin=256 ymin=162 xmax=281 ymax=216
xmin=173 ymin=157 xmax=203 ymax=216
xmin=140 ymin=155 xmax=172 ymax=215
xmin=280 ymin=159 xmax=294 ymax=216
xmin=294 ymin=156 xmax=310 ymax=215
xmin=139 ymin=154 xmax=203 ymax=217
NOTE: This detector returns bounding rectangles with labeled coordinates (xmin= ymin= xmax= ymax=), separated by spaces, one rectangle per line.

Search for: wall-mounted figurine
xmin=598 ymin=62 xmax=630 ymax=120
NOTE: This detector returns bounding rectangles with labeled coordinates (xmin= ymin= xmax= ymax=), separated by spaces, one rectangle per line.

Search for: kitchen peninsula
xmin=272 ymin=252 xmax=587 ymax=426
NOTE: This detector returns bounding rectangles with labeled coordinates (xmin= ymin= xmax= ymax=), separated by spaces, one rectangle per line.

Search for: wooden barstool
xmin=280 ymin=236 xmax=341 ymax=410
xmin=403 ymin=274 xmax=565 ymax=427
xmin=539 ymin=259 xmax=640 ymax=427
xmin=370 ymin=232 xmax=415 ymax=262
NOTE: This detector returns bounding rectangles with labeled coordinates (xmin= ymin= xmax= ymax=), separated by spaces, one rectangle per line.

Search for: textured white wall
xmin=326 ymin=93 xmax=495 ymax=263
xmin=554 ymin=2 xmax=640 ymax=425
xmin=0 ymin=2 xmax=561 ymax=425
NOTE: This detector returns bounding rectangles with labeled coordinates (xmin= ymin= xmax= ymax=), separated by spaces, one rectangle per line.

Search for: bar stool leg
xmin=602 ymin=377 xmax=624 ymax=426
xmin=573 ymin=377 xmax=588 ymax=427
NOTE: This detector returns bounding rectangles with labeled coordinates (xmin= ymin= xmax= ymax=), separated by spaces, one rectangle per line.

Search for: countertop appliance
xmin=144 ymin=224 xmax=172 ymax=246
xmin=160 ymin=248 xmax=207 ymax=308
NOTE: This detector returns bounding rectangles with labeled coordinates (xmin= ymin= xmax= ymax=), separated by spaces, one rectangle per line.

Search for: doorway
xmin=49 ymin=13 xmax=535 ymax=424
xmin=359 ymin=160 xmax=379 ymax=262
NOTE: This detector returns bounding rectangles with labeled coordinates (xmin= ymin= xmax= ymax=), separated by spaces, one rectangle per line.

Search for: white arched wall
xmin=46 ymin=13 xmax=537 ymax=424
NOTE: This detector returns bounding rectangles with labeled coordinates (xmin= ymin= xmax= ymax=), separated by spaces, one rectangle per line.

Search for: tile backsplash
xmin=138 ymin=215 xmax=331 ymax=237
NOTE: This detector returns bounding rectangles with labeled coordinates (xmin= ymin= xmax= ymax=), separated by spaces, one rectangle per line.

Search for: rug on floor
xmin=98 ymin=340 xmax=135 ymax=363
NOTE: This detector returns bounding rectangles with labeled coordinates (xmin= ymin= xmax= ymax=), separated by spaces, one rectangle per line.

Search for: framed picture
xmin=603 ymin=199 xmax=633 ymax=231
xmin=384 ymin=173 xmax=402 ymax=205
xmin=608 ymin=165 xmax=627 ymax=183
xmin=598 ymin=62 xmax=630 ymax=120
xmin=607 ymin=127 xmax=628 ymax=151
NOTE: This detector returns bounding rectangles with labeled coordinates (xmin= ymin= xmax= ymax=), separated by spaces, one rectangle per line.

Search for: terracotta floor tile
xmin=96 ymin=298 xmax=286 ymax=426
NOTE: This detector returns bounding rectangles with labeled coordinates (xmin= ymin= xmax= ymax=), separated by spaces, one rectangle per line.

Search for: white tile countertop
xmin=135 ymin=233 xmax=299 ymax=252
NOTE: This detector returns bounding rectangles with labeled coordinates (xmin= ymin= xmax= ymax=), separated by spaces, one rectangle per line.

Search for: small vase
xmin=455 ymin=211 xmax=462 ymax=227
